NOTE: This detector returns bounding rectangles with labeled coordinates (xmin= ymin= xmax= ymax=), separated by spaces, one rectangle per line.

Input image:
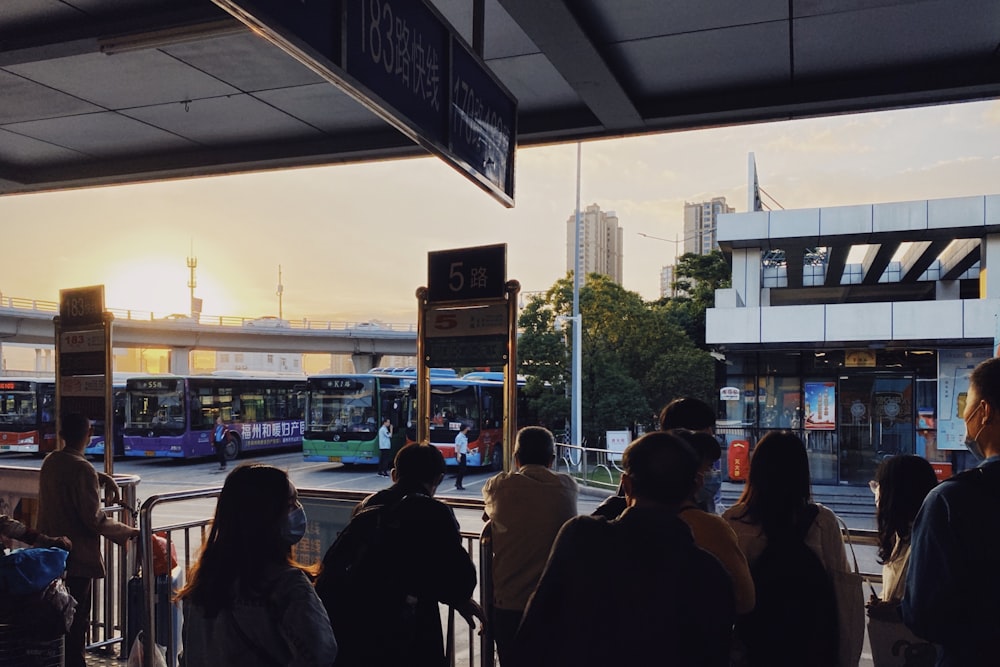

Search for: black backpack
xmin=315 ymin=496 xmax=419 ymax=667
xmin=737 ymin=504 xmax=839 ymax=667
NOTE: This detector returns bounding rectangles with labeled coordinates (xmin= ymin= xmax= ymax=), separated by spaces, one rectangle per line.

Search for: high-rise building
xmin=659 ymin=264 xmax=675 ymax=299
xmin=566 ymin=203 xmax=623 ymax=284
xmin=683 ymin=196 xmax=734 ymax=255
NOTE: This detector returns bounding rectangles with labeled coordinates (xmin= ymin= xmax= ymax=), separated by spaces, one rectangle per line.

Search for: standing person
xmin=178 ymin=464 xmax=337 ymax=667
xmin=454 ymin=425 xmax=470 ymax=490
xmin=316 ymin=444 xmax=483 ymax=667
xmin=482 ymin=426 xmax=578 ymax=663
xmin=0 ymin=515 xmax=71 ymax=550
xmin=36 ymin=413 xmax=139 ymax=667
xmin=512 ymin=432 xmax=735 ymax=667
xmin=903 ymin=357 xmax=1000 ymax=666
xmin=593 ymin=396 xmax=719 ymax=519
xmin=212 ymin=415 xmax=228 ymax=472
xmin=866 ymin=455 xmax=937 ymax=666
xmin=723 ymin=431 xmax=861 ymax=667
xmin=869 ymin=455 xmax=937 ymax=604
xmin=377 ymin=418 xmax=393 ymax=477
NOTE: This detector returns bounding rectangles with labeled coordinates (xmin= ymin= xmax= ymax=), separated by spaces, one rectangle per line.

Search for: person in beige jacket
xmin=483 ymin=427 xmax=578 ymax=663
xmin=37 ymin=413 xmax=138 ymax=667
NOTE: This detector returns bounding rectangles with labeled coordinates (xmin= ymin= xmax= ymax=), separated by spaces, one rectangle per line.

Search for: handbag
xmin=834 ymin=517 xmax=866 ymax=667
xmin=866 ymin=590 xmax=936 ymax=667
xmin=0 ymin=547 xmax=68 ymax=595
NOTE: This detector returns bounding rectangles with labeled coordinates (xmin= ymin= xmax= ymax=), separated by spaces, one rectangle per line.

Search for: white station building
xmin=707 ymin=194 xmax=1000 ymax=485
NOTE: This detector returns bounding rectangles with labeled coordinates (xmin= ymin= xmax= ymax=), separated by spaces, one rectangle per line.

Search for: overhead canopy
xmin=2 ymin=0 xmax=999 ymax=198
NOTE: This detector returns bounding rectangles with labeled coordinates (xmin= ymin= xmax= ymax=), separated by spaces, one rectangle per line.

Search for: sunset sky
xmin=1 ymin=98 xmax=998 ymax=328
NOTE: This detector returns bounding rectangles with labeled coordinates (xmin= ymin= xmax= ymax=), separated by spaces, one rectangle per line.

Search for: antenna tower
xmin=187 ymin=242 xmax=198 ymax=317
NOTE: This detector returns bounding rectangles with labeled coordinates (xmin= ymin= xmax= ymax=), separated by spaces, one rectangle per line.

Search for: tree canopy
xmin=517 ymin=272 xmax=716 ymax=447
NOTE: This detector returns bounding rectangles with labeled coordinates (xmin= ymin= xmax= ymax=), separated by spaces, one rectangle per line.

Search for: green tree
xmin=517 ymin=273 xmax=715 ymax=445
xmin=660 ymin=249 xmax=731 ymax=348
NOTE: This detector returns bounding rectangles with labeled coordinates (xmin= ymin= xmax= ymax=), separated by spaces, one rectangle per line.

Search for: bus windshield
xmin=310 ymin=377 xmax=377 ymax=435
xmin=0 ymin=385 xmax=36 ymax=426
xmin=127 ymin=378 xmax=184 ymax=428
xmin=426 ymin=384 xmax=480 ymax=432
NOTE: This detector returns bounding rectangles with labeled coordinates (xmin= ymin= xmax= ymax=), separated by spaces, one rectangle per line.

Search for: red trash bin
xmin=728 ymin=440 xmax=749 ymax=482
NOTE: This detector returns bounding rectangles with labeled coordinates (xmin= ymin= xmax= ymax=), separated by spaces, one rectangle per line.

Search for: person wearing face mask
xmin=178 ymin=464 xmax=337 ymax=667
xmin=592 ymin=397 xmax=720 ymax=519
xmin=673 ymin=429 xmax=755 ymax=615
xmin=903 ymin=357 xmax=1000 ymax=666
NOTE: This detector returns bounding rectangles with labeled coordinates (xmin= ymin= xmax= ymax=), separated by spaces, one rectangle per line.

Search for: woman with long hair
xmin=178 ymin=464 xmax=337 ymax=666
xmin=870 ymin=455 xmax=937 ymax=602
xmin=722 ymin=431 xmax=859 ymax=667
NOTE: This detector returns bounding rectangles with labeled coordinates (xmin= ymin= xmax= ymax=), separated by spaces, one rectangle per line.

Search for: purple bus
xmin=123 ymin=372 xmax=306 ymax=459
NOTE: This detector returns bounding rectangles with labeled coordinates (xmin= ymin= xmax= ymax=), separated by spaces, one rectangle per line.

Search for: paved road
xmin=0 ymin=450 xmax=604 ymax=534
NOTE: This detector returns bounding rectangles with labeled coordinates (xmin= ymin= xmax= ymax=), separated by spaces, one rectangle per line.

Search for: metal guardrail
xmin=0 ymin=294 xmax=417 ymax=333
xmin=132 ymin=492 xmax=880 ymax=667
xmin=134 ymin=488 xmax=492 ymax=667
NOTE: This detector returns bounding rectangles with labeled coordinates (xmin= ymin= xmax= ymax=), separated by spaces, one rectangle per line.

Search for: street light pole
xmin=572 ymin=142 xmax=582 ymax=455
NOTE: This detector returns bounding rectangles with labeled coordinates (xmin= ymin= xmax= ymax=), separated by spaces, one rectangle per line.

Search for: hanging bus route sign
xmin=212 ymin=0 xmax=517 ymax=207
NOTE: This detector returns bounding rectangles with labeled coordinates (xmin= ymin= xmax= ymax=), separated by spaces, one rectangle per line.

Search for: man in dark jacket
xmin=513 ymin=432 xmax=735 ymax=667
xmin=318 ymin=444 xmax=483 ymax=667
xmin=903 ymin=357 xmax=1000 ymax=666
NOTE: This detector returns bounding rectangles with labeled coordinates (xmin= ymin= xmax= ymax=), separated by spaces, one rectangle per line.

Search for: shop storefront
xmin=717 ymin=347 xmax=987 ymax=486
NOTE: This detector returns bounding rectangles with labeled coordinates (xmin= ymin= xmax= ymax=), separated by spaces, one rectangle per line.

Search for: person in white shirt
xmin=377 ymin=418 xmax=393 ymax=477
xmin=454 ymin=425 xmax=470 ymax=490
xmin=482 ymin=427 xmax=577 ymax=664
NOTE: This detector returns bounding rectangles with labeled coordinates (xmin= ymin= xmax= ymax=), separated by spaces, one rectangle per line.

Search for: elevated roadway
xmin=0 ymin=296 xmax=416 ymax=372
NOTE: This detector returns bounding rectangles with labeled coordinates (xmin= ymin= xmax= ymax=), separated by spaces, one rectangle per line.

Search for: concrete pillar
xmin=351 ymin=353 xmax=382 ymax=373
xmin=937 ymin=280 xmax=961 ymax=300
xmin=982 ymin=234 xmax=1000 ymax=299
xmin=169 ymin=348 xmax=191 ymax=374
xmin=732 ymin=248 xmax=762 ymax=308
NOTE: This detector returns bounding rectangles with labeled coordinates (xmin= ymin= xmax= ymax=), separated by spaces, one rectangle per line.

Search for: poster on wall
xmin=804 ymin=382 xmax=836 ymax=430
xmin=938 ymin=348 xmax=992 ymax=450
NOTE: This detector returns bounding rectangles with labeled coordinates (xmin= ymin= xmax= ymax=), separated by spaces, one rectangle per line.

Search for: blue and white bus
xmin=123 ymin=372 xmax=306 ymax=459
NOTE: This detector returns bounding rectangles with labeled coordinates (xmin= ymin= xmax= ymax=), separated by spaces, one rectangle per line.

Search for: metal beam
xmin=941 ymin=239 xmax=981 ymax=281
xmin=861 ymin=242 xmax=900 ymax=285
xmin=900 ymin=240 xmax=951 ymax=282
xmin=784 ymin=247 xmax=805 ymax=289
xmin=824 ymin=245 xmax=851 ymax=287
xmin=0 ymin=5 xmax=239 ymax=66
xmin=497 ymin=0 xmax=642 ymax=130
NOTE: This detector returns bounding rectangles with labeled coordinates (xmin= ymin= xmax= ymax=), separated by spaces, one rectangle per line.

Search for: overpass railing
xmin=0 ymin=294 xmax=416 ymax=333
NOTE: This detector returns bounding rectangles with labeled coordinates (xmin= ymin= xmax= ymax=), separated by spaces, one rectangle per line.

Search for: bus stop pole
xmin=503 ymin=281 xmax=520 ymax=473
xmin=415 ymin=287 xmax=430 ymax=445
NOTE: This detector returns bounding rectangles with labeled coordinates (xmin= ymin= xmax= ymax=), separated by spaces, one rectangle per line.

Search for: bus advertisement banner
xmin=234 ymin=420 xmax=305 ymax=448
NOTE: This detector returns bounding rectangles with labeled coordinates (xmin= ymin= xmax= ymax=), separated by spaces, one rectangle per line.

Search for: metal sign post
xmin=56 ymin=285 xmax=113 ymax=475
xmin=418 ymin=244 xmax=518 ymax=470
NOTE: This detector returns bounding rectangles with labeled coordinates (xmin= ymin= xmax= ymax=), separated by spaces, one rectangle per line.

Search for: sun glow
xmin=103 ymin=257 xmax=238 ymax=317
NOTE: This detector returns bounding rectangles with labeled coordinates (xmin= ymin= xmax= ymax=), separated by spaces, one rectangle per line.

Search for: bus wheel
xmin=224 ymin=434 xmax=241 ymax=460
xmin=491 ymin=449 xmax=503 ymax=472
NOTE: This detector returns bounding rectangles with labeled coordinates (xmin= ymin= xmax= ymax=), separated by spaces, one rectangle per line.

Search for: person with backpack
xmin=723 ymin=431 xmax=861 ymax=667
xmin=903 ymin=357 xmax=1000 ymax=666
xmin=512 ymin=432 xmax=735 ymax=667
xmin=315 ymin=444 xmax=484 ymax=667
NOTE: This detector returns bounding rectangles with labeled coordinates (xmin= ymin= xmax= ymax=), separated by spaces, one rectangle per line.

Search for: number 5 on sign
xmin=449 ymin=262 xmax=464 ymax=292
xmin=427 ymin=244 xmax=505 ymax=303
xmin=425 ymin=304 xmax=507 ymax=338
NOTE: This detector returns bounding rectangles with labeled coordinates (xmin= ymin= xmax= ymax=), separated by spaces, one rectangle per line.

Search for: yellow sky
xmin=1 ymin=98 xmax=998 ymax=326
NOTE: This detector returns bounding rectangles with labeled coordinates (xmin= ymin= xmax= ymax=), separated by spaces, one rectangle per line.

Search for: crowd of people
xmin=10 ymin=356 xmax=1000 ymax=666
